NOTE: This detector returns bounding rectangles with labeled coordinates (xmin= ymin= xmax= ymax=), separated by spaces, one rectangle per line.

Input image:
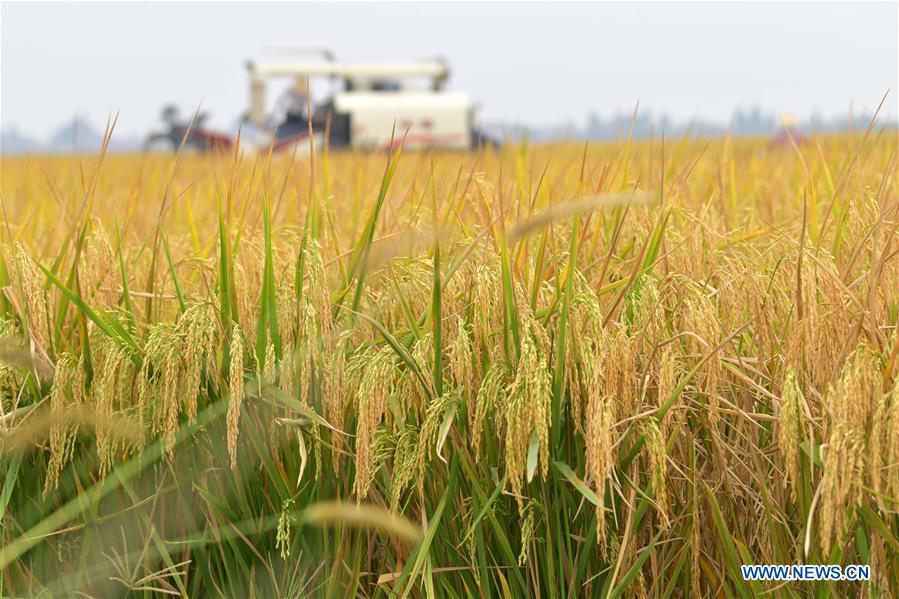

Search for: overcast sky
xmin=2 ymin=1 xmax=897 ymax=138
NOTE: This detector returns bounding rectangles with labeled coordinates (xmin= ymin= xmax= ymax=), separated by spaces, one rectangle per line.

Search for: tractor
xmin=144 ymin=105 xmax=233 ymax=153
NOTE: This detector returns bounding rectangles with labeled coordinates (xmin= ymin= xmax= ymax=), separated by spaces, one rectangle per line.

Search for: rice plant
xmin=0 ymin=123 xmax=897 ymax=596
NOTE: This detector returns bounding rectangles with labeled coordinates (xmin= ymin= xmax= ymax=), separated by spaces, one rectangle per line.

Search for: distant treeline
xmin=483 ymin=107 xmax=896 ymax=143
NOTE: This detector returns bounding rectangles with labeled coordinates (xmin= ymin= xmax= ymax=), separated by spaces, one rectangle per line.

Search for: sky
xmin=1 ymin=1 xmax=897 ymax=139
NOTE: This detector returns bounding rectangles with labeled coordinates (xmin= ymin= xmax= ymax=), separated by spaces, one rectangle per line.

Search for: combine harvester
xmin=146 ymin=49 xmax=494 ymax=153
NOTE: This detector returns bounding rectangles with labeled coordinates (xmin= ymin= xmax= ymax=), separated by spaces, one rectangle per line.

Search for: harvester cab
xmin=244 ymin=49 xmax=491 ymax=151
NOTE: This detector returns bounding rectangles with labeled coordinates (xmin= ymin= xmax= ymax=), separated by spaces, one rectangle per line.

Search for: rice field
xmin=0 ymin=124 xmax=897 ymax=597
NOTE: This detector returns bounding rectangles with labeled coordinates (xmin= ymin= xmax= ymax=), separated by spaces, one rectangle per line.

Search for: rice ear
xmin=13 ymin=244 xmax=52 ymax=352
xmin=504 ymin=320 xmax=552 ymax=508
xmin=353 ymin=347 xmax=396 ymax=499
xmin=778 ymin=367 xmax=804 ymax=501
xmin=227 ymin=324 xmax=245 ymax=470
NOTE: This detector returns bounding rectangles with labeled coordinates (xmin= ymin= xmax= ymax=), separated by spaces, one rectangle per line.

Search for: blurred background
xmin=1 ymin=1 xmax=897 ymax=153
